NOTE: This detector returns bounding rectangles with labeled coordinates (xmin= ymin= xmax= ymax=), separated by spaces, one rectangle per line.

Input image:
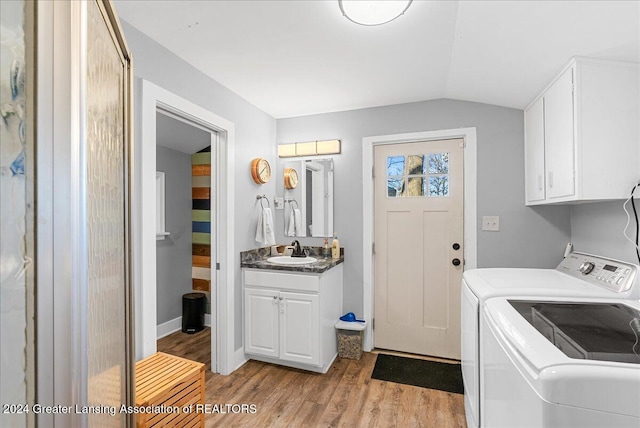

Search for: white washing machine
xmin=482 ymin=297 xmax=640 ymax=427
xmin=461 ymin=252 xmax=639 ymax=428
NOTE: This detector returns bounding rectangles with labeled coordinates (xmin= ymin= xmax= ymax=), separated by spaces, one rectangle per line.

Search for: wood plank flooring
xmin=156 ymin=328 xmax=467 ymax=427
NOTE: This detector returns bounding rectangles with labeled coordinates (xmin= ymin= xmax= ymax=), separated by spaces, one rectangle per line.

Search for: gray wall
xmin=156 ymin=146 xmax=192 ymax=324
xmin=276 ymin=99 xmax=572 ymax=315
xmin=121 ymin=21 xmax=278 ymax=352
xmin=571 ymin=199 xmax=640 ymax=265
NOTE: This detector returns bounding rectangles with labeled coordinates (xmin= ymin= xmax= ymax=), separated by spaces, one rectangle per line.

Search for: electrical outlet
xmin=482 ymin=216 xmax=500 ymax=231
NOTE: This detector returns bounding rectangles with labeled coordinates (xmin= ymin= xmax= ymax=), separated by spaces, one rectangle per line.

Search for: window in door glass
xmin=387 ymin=178 xmax=405 ymax=197
xmin=429 ymin=175 xmax=449 ymax=196
xmin=428 ymin=153 xmax=449 ymax=174
xmin=386 ymin=156 xmax=405 ymax=176
xmin=407 ymin=155 xmax=426 ymax=175
xmin=428 ymin=153 xmax=449 ymax=196
xmin=407 ymin=177 xmax=425 ymax=197
xmin=386 ymin=156 xmax=405 ymax=197
xmin=386 ymin=152 xmax=449 ymax=198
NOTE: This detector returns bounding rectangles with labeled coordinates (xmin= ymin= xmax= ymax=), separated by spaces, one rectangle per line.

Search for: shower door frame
xmin=36 ymin=0 xmax=135 ymax=426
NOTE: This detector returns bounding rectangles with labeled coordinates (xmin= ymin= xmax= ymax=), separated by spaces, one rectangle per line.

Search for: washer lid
xmin=484 ymin=297 xmax=640 ymax=418
xmin=510 ymin=301 xmax=640 ymax=364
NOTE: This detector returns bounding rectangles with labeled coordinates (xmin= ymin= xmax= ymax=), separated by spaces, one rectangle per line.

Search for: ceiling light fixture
xmin=339 ymin=0 xmax=413 ymax=26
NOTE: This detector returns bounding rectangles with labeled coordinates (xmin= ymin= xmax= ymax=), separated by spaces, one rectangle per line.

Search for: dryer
xmin=461 ymin=252 xmax=639 ymax=428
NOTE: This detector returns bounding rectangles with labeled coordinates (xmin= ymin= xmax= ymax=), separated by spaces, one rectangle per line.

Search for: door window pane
xmin=429 ymin=176 xmax=449 ymax=196
xmin=407 ymin=177 xmax=426 ymax=196
xmin=407 ymin=155 xmax=426 ymax=175
xmin=387 ymin=178 xmax=404 ymax=197
xmin=428 ymin=153 xmax=449 ymax=174
xmin=386 ymin=156 xmax=405 ymax=176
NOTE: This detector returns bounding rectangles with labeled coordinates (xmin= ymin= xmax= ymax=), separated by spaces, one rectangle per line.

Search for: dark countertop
xmin=241 ymin=246 xmax=344 ymax=274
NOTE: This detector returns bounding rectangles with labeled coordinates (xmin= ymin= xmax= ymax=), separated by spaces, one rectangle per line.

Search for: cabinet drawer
xmin=244 ymin=269 xmax=319 ymax=292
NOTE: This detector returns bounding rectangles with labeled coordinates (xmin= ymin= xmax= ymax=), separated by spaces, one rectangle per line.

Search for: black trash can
xmin=182 ymin=292 xmax=206 ymax=334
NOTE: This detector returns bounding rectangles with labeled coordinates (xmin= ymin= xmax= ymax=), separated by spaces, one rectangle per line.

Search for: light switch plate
xmin=482 ymin=216 xmax=500 ymax=231
xmin=274 ymin=196 xmax=284 ymax=210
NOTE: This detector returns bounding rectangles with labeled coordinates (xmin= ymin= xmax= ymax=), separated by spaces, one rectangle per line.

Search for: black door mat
xmin=371 ymin=354 xmax=464 ymax=394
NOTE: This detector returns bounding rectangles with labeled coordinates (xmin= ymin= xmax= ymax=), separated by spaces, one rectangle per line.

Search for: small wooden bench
xmin=135 ymin=352 xmax=205 ymax=428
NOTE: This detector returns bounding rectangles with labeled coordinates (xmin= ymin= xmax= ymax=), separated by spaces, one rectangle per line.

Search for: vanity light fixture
xmin=277 ymin=139 xmax=341 ymax=158
xmin=339 ymin=0 xmax=413 ymax=26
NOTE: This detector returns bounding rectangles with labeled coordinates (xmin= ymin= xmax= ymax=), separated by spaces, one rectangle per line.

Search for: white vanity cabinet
xmin=243 ymin=265 xmax=343 ymax=373
xmin=524 ymin=58 xmax=639 ymax=205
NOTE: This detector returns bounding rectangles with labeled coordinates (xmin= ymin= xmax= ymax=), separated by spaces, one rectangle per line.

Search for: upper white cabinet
xmin=524 ymin=58 xmax=639 ymax=205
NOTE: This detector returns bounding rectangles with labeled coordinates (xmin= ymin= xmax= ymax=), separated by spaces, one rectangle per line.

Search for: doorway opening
xmin=136 ymin=80 xmax=235 ymax=375
xmin=155 ymin=111 xmax=217 ymax=369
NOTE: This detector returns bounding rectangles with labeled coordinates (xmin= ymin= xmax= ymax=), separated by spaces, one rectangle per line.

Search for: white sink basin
xmin=267 ymin=256 xmax=318 ymax=265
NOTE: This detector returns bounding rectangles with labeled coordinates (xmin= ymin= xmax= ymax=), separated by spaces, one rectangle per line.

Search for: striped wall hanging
xmin=191 ymin=146 xmax=211 ymax=313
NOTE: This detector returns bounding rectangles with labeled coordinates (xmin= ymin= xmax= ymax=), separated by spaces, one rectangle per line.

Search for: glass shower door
xmin=83 ymin=1 xmax=133 ymax=426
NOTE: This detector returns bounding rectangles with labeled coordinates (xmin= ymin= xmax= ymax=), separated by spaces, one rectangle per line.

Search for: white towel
xmin=293 ymin=209 xmax=302 ymax=236
xmin=255 ymin=207 xmax=276 ymax=246
xmin=287 ymin=209 xmax=296 ymax=236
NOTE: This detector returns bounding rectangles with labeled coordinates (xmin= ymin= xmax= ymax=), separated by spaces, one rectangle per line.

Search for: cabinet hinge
xmin=372 ymin=166 xmax=375 ymax=179
xmin=216 ymin=262 xmax=220 ymax=270
xmin=372 ymin=243 xmax=375 ymax=255
xmin=372 ymin=318 xmax=375 ymax=330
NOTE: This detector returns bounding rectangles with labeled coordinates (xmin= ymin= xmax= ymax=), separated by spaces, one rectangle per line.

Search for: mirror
xmin=283 ymin=158 xmax=334 ymax=237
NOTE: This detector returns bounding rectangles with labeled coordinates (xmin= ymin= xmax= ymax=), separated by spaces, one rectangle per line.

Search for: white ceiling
xmin=116 ymin=1 xmax=640 ymax=119
xmin=156 ymin=112 xmax=211 ymax=153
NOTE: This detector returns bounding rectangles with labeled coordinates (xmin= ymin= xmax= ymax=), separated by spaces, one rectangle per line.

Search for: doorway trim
xmin=362 ymin=128 xmax=477 ymax=352
xmin=136 ymin=79 xmax=235 ymax=374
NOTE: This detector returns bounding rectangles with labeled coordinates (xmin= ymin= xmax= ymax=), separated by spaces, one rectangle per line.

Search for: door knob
xmin=452 ymin=258 xmax=461 ymax=266
xmin=452 ymin=243 xmax=460 ymax=250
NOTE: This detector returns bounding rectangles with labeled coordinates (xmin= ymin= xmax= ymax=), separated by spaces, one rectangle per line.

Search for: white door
xmin=374 ymin=139 xmax=464 ymax=359
xmin=280 ymin=292 xmax=320 ymax=365
xmin=244 ymin=288 xmax=279 ymax=358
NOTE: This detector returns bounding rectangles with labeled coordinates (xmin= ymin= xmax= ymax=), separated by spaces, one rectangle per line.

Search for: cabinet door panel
xmin=280 ymin=292 xmax=320 ymax=366
xmin=544 ymin=66 xmax=575 ymax=199
xmin=525 ymin=97 xmax=546 ymax=203
xmin=244 ymin=288 xmax=279 ymax=357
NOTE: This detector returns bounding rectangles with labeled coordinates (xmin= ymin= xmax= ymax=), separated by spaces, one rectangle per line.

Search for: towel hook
xmin=257 ymin=195 xmax=270 ymax=208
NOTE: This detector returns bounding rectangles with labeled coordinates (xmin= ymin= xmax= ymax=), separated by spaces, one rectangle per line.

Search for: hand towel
xmin=293 ymin=209 xmax=302 ymax=236
xmin=256 ymin=207 xmax=276 ymax=246
xmin=287 ymin=208 xmax=296 ymax=236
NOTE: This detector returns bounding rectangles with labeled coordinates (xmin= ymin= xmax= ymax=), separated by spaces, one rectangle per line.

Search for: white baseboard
xmin=157 ymin=317 xmax=182 ymax=339
xmin=157 ymin=314 xmax=212 ymax=340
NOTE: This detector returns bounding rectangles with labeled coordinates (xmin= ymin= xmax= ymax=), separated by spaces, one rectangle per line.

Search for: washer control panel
xmin=557 ymin=252 xmax=638 ymax=294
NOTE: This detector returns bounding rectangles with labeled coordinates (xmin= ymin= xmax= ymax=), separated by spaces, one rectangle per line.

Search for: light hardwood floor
xmin=157 ymin=328 xmax=467 ymax=427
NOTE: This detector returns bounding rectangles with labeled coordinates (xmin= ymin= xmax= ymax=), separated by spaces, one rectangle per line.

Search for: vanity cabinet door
xmin=279 ymin=292 xmax=320 ymax=366
xmin=244 ymin=288 xmax=279 ymax=358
